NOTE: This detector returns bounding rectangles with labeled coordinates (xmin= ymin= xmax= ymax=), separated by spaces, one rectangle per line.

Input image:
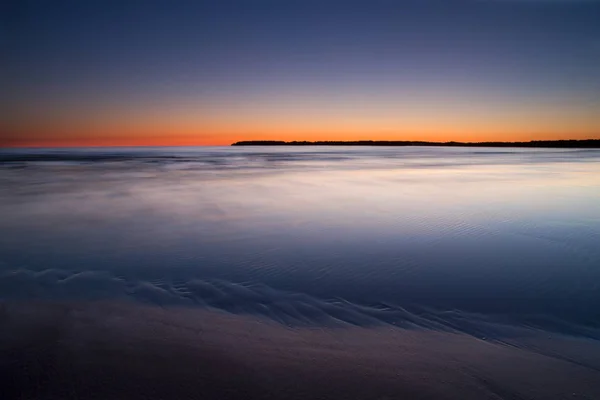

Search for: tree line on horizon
xmin=231 ymin=139 xmax=600 ymax=148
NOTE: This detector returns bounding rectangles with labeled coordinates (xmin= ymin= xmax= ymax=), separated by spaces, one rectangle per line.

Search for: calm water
xmin=1 ymin=146 xmax=599 ymax=335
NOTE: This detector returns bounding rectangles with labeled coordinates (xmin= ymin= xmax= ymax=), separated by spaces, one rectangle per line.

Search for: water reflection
xmin=1 ymin=146 xmax=599 ymax=331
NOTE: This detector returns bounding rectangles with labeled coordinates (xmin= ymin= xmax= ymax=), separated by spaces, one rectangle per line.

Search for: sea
xmin=1 ymin=146 xmax=600 ymax=399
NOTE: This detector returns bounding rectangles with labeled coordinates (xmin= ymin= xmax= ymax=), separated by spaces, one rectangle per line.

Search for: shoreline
xmin=2 ymin=301 xmax=600 ymax=400
xmin=232 ymin=139 xmax=600 ymax=148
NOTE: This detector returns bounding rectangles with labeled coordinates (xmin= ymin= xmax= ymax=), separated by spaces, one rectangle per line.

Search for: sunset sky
xmin=3 ymin=0 xmax=600 ymax=147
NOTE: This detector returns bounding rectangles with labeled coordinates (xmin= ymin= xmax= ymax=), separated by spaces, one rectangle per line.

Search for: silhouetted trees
xmin=232 ymin=139 xmax=600 ymax=148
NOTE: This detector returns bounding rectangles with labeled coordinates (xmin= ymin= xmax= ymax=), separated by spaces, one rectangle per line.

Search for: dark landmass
xmin=232 ymin=139 xmax=600 ymax=148
xmin=2 ymin=301 xmax=600 ymax=400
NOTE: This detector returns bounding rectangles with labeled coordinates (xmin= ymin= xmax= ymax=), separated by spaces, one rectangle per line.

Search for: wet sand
xmin=2 ymin=301 xmax=599 ymax=400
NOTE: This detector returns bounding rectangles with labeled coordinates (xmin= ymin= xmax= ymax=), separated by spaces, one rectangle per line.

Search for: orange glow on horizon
xmin=3 ymin=129 xmax=599 ymax=148
xmin=4 ymin=92 xmax=599 ymax=147
xmin=3 ymin=113 xmax=599 ymax=147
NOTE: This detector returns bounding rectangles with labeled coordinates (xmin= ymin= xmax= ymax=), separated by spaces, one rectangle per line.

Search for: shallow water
xmin=1 ymin=146 xmax=599 ymax=335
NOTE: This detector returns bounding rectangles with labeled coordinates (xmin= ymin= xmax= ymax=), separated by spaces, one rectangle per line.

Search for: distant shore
xmin=232 ymin=139 xmax=600 ymax=148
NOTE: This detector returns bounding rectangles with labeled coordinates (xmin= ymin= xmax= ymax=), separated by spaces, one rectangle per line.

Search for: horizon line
xmin=2 ymin=137 xmax=600 ymax=149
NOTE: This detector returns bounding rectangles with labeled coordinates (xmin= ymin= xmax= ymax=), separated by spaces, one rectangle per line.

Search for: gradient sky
xmin=2 ymin=0 xmax=600 ymax=146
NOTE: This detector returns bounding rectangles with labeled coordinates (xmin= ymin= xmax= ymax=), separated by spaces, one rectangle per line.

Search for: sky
xmin=2 ymin=0 xmax=600 ymax=147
